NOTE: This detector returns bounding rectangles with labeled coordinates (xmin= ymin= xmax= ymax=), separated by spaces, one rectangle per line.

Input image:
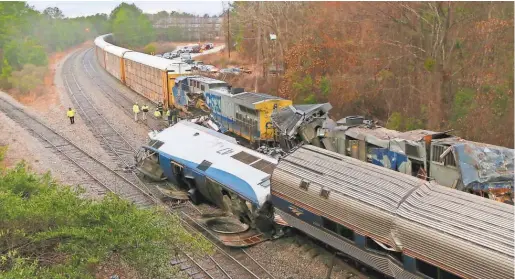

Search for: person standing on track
xmin=133 ymin=103 xmax=140 ymax=122
xmin=157 ymin=101 xmax=164 ymax=119
xmin=141 ymin=104 xmax=149 ymax=120
xmin=67 ymin=108 xmax=76 ymax=124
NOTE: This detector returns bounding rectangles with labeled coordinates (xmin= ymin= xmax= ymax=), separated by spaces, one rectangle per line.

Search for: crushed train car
xmin=135 ymin=120 xmax=278 ymax=228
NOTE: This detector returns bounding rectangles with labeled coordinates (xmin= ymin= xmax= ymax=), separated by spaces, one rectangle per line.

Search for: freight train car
xmin=93 ymin=34 xmax=111 ymax=68
xmin=268 ymin=145 xmax=514 ymax=279
xmin=123 ymin=52 xmax=192 ymax=108
xmin=204 ymin=89 xmax=292 ymax=144
xmin=94 ymin=34 xmax=192 ymax=108
xmin=104 ymin=45 xmax=132 ymax=82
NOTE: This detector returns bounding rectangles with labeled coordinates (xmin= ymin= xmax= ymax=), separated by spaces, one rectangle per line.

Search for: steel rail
xmin=62 ymin=52 xmax=159 ymax=205
xmin=0 ymin=96 xmax=155 ymax=206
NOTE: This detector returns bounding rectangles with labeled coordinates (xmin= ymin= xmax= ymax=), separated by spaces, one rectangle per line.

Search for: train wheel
xmin=188 ymin=188 xmax=202 ymax=205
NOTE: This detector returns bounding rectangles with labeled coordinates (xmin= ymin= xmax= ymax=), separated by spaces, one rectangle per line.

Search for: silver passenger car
xmin=271 ymin=145 xmax=513 ymax=279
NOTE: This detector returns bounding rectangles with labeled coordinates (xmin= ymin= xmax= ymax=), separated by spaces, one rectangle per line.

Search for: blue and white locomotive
xmin=136 ymin=120 xmax=277 ymax=223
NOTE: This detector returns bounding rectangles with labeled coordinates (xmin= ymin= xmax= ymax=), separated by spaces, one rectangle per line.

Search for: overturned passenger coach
xmin=135 ymin=121 xmax=277 ymax=226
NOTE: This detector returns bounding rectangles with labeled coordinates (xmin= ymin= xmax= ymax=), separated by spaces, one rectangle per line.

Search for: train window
xmin=416 ymin=259 xmax=438 ymax=279
xmin=337 ymin=224 xmax=354 ymax=241
xmin=365 ymin=237 xmax=387 ymax=253
xmin=320 ymin=188 xmax=330 ymax=199
xmin=197 ymin=160 xmax=212 ymax=171
xmin=439 ymin=269 xmax=462 ymax=279
xmin=431 ymin=145 xmax=456 ymax=167
xmin=299 ymin=179 xmax=310 ymax=190
xmin=321 ymin=217 xmax=337 ymax=233
xmin=406 ymin=143 xmax=420 ymax=158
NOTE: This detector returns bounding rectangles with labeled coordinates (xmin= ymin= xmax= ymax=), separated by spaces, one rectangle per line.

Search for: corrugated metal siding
xmin=105 ymin=52 xmax=122 ymax=81
xmin=273 ymin=145 xmax=514 ymax=279
xmin=272 ymin=145 xmax=425 ymax=245
xmin=275 ymin=208 xmax=421 ymax=279
xmin=396 ymin=183 xmax=514 ymax=279
xmin=124 ymin=58 xmax=164 ymax=104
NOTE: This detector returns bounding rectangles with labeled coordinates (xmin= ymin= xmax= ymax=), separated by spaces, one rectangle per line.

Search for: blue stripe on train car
xmin=157 ymin=150 xmax=260 ymax=205
xmin=271 ymin=194 xmax=322 ymax=227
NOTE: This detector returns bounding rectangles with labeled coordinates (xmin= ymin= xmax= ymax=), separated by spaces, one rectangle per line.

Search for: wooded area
xmin=228 ymin=2 xmax=514 ymax=147
xmin=0 ymin=2 xmax=110 ymax=92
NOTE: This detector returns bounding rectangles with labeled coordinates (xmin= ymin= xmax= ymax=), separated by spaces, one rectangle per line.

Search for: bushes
xmin=0 ymin=159 xmax=212 ymax=277
xmin=7 ymin=64 xmax=47 ymax=94
xmin=143 ymin=43 xmax=157 ymax=54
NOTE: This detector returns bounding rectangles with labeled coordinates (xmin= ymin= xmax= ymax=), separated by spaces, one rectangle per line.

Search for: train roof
xmin=273 ymin=145 xmax=514 ymax=278
xmin=124 ymin=52 xmax=192 ymax=72
xmin=232 ymin=92 xmax=285 ymax=107
xmin=94 ymin=34 xmax=112 ymax=49
xmin=188 ymin=76 xmax=228 ymax=85
xmin=149 ymin=121 xmax=277 ymax=206
xmin=279 ymin=145 xmax=423 ymax=213
xmin=104 ymin=44 xmax=132 ymax=57
xmin=398 ymin=182 xmax=514 ymax=258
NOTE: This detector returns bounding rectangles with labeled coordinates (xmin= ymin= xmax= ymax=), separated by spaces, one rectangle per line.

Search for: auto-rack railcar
xmin=269 ymin=145 xmax=514 ymax=279
xmin=94 ymin=34 xmax=192 ymax=108
xmin=123 ymin=52 xmax=192 ymax=107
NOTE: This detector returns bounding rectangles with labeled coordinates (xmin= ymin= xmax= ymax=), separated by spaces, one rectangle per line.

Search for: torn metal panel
xmin=452 ymin=142 xmax=514 ymax=191
xmin=370 ymin=148 xmax=411 ymax=175
xmin=271 ymin=103 xmax=332 ymax=138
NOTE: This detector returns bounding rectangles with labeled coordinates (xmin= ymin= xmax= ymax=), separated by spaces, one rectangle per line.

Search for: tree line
xmin=228 ymin=2 xmax=514 ymax=147
xmin=0 ymin=2 xmax=110 ymax=92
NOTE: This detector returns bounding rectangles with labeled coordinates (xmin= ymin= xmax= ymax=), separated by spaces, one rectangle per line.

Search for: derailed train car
xmin=94 ymin=34 xmax=192 ymax=108
xmin=135 ymin=120 xmax=277 ymax=225
xmin=268 ymin=145 xmax=513 ymax=279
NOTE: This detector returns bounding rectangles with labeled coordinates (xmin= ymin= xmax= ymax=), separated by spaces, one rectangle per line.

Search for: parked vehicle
xmin=200 ymin=65 xmax=219 ymax=73
xmin=183 ymin=59 xmax=195 ymax=65
xmin=180 ymin=53 xmax=192 ymax=62
xmin=203 ymin=43 xmax=214 ymax=50
xmin=191 ymin=61 xmax=204 ymax=70
xmin=220 ymin=67 xmax=241 ymax=75
xmin=191 ymin=44 xmax=201 ymax=53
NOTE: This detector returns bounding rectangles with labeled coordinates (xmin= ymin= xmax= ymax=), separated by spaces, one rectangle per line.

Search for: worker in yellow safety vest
xmin=67 ymin=108 xmax=76 ymax=124
xmin=141 ymin=104 xmax=149 ymax=120
xmin=133 ymin=103 xmax=140 ymax=121
xmin=154 ymin=108 xmax=161 ymax=119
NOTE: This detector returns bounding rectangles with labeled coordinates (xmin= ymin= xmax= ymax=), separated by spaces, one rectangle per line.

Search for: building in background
xmin=148 ymin=14 xmax=223 ymax=41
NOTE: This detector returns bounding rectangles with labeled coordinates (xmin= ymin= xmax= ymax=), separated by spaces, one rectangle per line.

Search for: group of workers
xmin=132 ymin=101 xmax=178 ymax=126
xmin=66 ymin=101 xmax=179 ymax=127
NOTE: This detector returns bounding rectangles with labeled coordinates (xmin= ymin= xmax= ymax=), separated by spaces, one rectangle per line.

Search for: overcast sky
xmin=27 ymin=1 xmax=227 ymax=18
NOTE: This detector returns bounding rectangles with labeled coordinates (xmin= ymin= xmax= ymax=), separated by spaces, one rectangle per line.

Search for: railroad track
xmin=63 ymin=52 xmax=167 ymax=199
xmin=0 ymin=96 xmax=156 ymax=207
xmin=177 ymin=204 xmax=276 ymax=279
xmin=81 ymin=48 xmax=164 ymax=131
xmin=67 ymin=49 xmax=277 ymax=279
